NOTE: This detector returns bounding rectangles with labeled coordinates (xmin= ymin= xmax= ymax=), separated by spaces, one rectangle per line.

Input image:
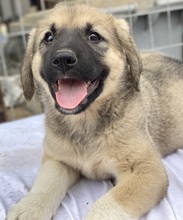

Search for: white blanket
xmin=0 ymin=115 xmax=183 ymax=220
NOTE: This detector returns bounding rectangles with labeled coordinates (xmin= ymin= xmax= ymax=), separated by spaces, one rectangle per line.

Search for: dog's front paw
xmin=7 ymin=193 xmax=53 ymax=220
xmin=85 ymin=193 xmax=137 ymax=220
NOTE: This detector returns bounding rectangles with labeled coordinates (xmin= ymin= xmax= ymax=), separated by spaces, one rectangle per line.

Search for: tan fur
xmin=7 ymin=4 xmax=183 ymax=220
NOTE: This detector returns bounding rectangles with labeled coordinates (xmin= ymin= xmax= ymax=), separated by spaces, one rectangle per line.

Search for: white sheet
xmin=0 ymin=115 xmax=183 ymax=220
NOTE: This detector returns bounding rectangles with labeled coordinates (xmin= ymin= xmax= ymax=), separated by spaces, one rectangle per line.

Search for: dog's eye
xmin=44 ymin=32 xmax=54 ymax=43
xmin=88 ymin=32 xmax=101 ymax=42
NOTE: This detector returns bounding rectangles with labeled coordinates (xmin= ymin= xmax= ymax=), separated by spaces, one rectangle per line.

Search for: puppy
xmin=7 ymin=3 xmax=183 ymax=220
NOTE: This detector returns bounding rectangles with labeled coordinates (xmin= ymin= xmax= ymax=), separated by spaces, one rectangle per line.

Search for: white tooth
xmin=87 ymin=81 xmax=91 ymax=86
xmin=82 ymin=97 xmax=88 ymax=104
xmin=52 ymin=83 xmax=58 ymax=93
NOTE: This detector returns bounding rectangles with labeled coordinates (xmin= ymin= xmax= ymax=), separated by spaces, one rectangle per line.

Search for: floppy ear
xmin=21 ymin=28 xmax=37 ymax=100
xmin=114 ymin=19 xmax=142 ymax=91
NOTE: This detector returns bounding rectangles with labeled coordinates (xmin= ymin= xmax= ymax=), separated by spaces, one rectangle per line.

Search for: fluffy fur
xmin=7 ymin=4 xmax=183 ymax=220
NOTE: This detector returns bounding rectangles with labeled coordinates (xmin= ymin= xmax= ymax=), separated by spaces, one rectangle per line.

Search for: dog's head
xmin=22 ymin=4 xmax=142 ymax=115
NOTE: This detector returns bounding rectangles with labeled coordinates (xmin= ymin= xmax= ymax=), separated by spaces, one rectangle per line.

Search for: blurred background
xmin=0 ymin=0 xmax=183 ymax=122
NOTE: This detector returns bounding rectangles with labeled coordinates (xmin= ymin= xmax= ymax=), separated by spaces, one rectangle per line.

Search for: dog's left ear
xmin=114 ymin=19 xmax=142 ymax=91
xmin=21 ymin=28 xmax=37 ymax=101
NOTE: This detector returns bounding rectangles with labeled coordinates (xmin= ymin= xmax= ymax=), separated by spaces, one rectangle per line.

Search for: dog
xmin=7 ymin=3 xmax=183 ymax=220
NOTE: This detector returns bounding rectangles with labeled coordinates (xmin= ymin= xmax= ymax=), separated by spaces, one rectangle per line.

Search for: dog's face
xmin=21 ymin=4 xmax=142 ymax=115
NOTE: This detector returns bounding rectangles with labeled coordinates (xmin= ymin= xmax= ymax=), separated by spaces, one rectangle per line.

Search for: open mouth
xmin=51 ymin=78 xmax=100 ymax=111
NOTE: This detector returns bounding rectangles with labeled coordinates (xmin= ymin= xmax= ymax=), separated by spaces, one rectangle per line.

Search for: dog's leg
xmin=85 ymin=148 xmax=168 ymax=220
xmin=7 ymin=153 xmax=79 ymax=220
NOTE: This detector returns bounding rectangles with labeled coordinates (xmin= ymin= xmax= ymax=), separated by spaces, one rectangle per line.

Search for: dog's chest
xmin=60 ymin=135 xmax=116 ymax=179
xmin=63 ymin=144 xmax=113 ymax=179
xmin=80 ymin=157 xmax=113 ymax=179
xmin=45 ymin=120 xmax=122 ymax=179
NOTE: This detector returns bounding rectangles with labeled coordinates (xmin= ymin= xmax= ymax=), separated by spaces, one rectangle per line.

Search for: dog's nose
xmin=52 ymin=51 xmax=77 ymax=71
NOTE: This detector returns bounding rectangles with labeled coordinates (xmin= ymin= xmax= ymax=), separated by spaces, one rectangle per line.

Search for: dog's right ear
xmin=21 ymin=28 xmax=37 ymax=101
xmin=114 ymin=19 xmax=142 ymax=91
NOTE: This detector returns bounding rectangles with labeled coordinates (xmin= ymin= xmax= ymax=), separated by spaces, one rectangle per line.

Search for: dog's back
xmin=140 ymin=52 xmax=183 ymax=156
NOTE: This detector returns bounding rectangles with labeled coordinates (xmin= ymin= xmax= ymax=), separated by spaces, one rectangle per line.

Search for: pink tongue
xmin=55 ymin=79 xmax=87 ymax=109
